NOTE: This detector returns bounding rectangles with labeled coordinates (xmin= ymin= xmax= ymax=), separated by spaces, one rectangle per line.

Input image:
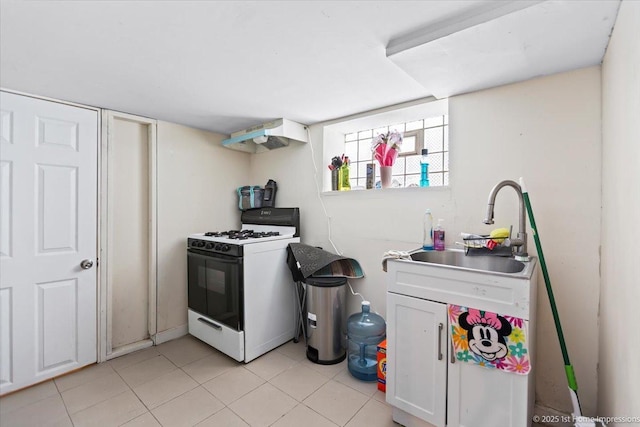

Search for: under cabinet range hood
xmin=222 ymin=118 xmax=309 ymax=153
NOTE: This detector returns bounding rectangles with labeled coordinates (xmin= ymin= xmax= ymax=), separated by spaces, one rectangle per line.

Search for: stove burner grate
xmin=204 ymin=230 xmax=281 ymax=240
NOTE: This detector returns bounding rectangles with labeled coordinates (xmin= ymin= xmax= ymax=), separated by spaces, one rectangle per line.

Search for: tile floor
xmin=0 ymin=335 xmax=394 ymax=427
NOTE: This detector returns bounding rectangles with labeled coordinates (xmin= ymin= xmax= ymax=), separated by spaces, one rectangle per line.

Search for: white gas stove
xmin=187 ymin=208 xmax=300 ymax=362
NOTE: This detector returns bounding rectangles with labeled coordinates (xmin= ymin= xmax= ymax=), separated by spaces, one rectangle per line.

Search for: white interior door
xmin=0 ymin=91 xmax=98 ymax=394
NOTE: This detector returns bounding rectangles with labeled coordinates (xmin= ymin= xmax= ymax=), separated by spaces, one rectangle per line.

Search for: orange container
xmin=377 ymin=339 xmax=387 ymax=392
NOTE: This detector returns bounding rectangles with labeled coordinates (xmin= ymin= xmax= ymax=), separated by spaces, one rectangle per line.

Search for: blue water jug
xmin=347 ymin=301 xmax=386 ymax=381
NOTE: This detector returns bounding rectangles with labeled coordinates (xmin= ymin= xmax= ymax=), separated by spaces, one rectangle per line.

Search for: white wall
xmin=156 ymin=121 xmax=250 ymax=334
xmin=600 ymin=0 xmax=640 ymax=422
xmin=250 ymin=66 xmax=602 ymax=416
xmin=451 ymin=68 xmax=602 ymax=417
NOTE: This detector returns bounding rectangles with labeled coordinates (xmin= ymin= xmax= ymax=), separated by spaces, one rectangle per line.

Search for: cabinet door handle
xmin=451 ymin=341 xmax=456 ymax=364
xmin=438 ymin=322 xmax=443 ymax=361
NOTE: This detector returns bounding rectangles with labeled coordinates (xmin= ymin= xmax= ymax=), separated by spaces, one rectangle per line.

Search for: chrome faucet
xmin=483 ymin=180 xmax=529 ymax=261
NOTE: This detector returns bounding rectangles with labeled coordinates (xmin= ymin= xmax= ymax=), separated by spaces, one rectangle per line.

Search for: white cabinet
xmin=446 ymin=346 xmax=533 ymax=427
xmin=387 ymin=293 xmax=448 ymax=426
xmin=386 ymin=254 xmax=537 ymax=427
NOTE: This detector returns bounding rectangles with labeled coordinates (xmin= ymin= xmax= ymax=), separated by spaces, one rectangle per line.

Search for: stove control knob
xmin=221 ymin=244 xmax=230 ymax=252
xmin=214 ymin=244 xmax=222 ymax=251
xmin=197 ymin=241 xmax=205 ymax=248
xmin=205 ymin=242 xmax=214 ymax=249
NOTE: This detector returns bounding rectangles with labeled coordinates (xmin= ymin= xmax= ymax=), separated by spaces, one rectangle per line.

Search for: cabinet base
xmin=392 ymin=407 xmax=437 ymax=427
xmin=306 ymin=346 xmax=346 ymax=365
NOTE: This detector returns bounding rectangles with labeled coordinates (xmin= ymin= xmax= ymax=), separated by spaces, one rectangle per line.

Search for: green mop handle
xmin=521 ymin=181 xmax=579 ymax=399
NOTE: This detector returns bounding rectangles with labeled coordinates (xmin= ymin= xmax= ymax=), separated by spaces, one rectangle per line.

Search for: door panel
xmin=37 ymin=279 xmax=77 ymax=371
xmin=447 ymin=320 xmax=531 ymax=427
xmin=0 ymin=91 xmax=97 ymax=394
xmin=0 ymin=160 xmax=12 ymax=257
xmin=36 ymin=117 xmax=79 ymax=150
xmin=186 ymin=250 xmax=242 ymax=331
xmin=187 ymin=251 xmax=208 ymax=316
xmin=37 ymin=164 xmax=78 ymax=253
xmin=387 ymin=292 xmax=447 ymax=427
xmin=0 ymin=288 xmax=12 ymax=386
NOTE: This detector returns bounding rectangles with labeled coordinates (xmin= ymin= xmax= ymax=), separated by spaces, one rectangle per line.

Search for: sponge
xmin=489 ymin=228 xmax=510 ymax=243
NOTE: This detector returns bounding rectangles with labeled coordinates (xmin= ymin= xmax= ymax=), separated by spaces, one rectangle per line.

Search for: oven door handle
xmin=197 ymin=317 xmax=222 ymax=331
xmin=187 ymin=250 xmax=241 ymax=264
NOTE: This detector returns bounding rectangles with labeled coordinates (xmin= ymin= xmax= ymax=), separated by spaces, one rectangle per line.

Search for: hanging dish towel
xmin=380 ymin=249 xmax=420 ymax=272
xmin=448 ymin=304 xmax=530 ymax=375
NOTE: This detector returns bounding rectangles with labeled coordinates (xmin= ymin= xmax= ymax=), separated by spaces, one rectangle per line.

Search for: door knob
xmin=80 ymin=259 xmax=94 ymax=269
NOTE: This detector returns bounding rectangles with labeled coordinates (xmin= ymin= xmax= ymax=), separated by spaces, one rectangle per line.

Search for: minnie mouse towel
xmin=448 ymin=304 xmax=530 ymax=375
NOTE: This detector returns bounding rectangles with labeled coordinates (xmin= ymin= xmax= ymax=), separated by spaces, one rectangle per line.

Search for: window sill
xmin=322 ymin=185 xmax=450 ymax=197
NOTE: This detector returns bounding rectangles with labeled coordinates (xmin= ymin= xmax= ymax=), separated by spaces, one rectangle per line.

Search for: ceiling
xmin=0 ymin=1 xmax=620 ymax=136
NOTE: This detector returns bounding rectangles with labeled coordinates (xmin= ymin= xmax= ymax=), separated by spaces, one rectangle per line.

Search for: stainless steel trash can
xmin=305 ymin=277 xmax=347 ymax=364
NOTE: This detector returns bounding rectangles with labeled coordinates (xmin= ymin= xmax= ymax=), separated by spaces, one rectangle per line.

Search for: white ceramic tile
xmin=109 ymin=346 xmax=161 ymax=372
xmin=151 ymin=386 xmax=224 ymax=427
xmin=333 ymin=368 xmax=378 ymax=397
xmin=181 ymin=351 xmax=239 ymax=384
xmin=228 ymin=383 xmax=297 ymax=427
xmin=270 ymin=363 xmax=329 ymax=401
xmin=0 ymin=379 xmax=59 ymax=414
xmin=372 ymin=390 xmax=388 ymax=404
xmin=69 ymin=390 xmax=146 ymax=427
xmin=0 ymin=341 xmax=390 ymax=426
xmin=275 ymin=339 xmax=307 ymax=361
xmin=345 ymin=399 xmax=396 ymax=427
xmin=244 ymin=350 xmax=297 ymax=381
xmin=60 ymin=371 xmax=129 ymax=414
xmin=0 ymin=394 xmax=72 ymax=427
xmin=303 ymin=380 xmax=369 ymax=426
xmin=196 ymin=407 xmax=249 ymax=427
xmin=54 ymin=363 xmax=115 ymax=392
xmin=271 ymin=404 xmax=338 ymax=427
xmin=301 ymin=358 xmax=347 ymax=379
xmin=202 ymin=366 xmax=265 ymax=405
xmin=118 ymin=355 xmax=176 ymax=388
xmin=156 ymin=335 xmax=216 ymax=367
xmin=121 ymin=412 xmax=162 ymax=427
xmin=132 ymin=368 xmax=198 ymax=409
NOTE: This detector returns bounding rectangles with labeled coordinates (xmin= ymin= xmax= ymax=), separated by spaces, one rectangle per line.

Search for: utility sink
xmin=410 ymin=249 xmax=527 ymax=274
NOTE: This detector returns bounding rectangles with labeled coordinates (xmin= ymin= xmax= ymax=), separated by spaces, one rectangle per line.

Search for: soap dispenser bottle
xmin=420 ymin=149 xmax=430 ymax=187
xmin=423 ymin=209 xmax=434 ymax=250
xmin=434 ymin=219 xmax=445 ymax=251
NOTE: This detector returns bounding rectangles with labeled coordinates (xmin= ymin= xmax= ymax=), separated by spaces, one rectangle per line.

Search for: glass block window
xmin=344 ymin=115 xmax=449 ymax=189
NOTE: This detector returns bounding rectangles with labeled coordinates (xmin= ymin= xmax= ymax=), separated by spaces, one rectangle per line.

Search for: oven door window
xmin=188 ymin=250 xmax=243 ymax=331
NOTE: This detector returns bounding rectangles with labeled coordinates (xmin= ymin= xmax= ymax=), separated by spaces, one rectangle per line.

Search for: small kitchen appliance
xmin=187 ymin=207 xmax=300 ymax=362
